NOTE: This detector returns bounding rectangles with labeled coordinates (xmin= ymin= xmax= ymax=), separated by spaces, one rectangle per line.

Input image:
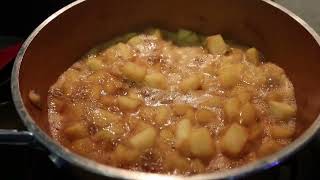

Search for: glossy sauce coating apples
xmin=47 ymin=29 xmax=297 ymax=175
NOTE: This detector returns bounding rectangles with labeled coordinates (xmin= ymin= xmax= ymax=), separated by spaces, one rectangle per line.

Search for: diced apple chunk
xmin=221 ymin=123 xmax=248 ymax=156
xmin=231 ymin=88 xmax=252 ymax=104
xmin=245 ymin=48 xmax=260 ymax=65
xmin=222 ymin=49 xmax=243 ymax=64
xmin=117 ymin=96 xmax=141 ymax=111
xmin=144 ymin=72 xmax=168 ymax=89
xmin=89 ymin=84 xmax=102 ymax=100
xmin=248 ymin=123 xmax=263 ymax=141
xmin=218 ymin=64 xmax=242 ymax=88
xmin=190 ymin=159 xmax=205 ymax=173
xmin=172 ymin=104 xmax=193 ymax=116
xmin=114 ymin=43 xmax=132 ymax=60
xmin=190 ymin=127 xmax=215 ymax=157
xmin=91 ymin=108 xmax=120 ymax=128
xmin=71 ymin=138 xmax=96 ymax=154
xmin=103 ymin=78 xmax=123 ymax=95
xmin=175 ymin=119 xmax=192 ymax=147
xmin=206 ymin=34 xmax=228 ymax=55
xmin=155 ymin=106 xmax=171 ymax=126
xmin=147 ymin=28 xmax=162 ymax=39
xmin=200 ymin=96 xmax=222 ymax=108
xmin=121 ymin=62 xmax=147 ymax=82
xmin=114 ymin=144 xmax=140 ymax=163
xmin=128 ymin=35 xmax=144 ymax=46
xmin=103 ymin=42 xmax=133 ymax=62
xmin=183 ymin=109 xmax=196 ymax=122
xmin=179 ymin=75 xmax=202 ymax=92
xmin=269 ymin=101 xmax=296 ymax=120
xmin=86 ymin=57 xmax=104 ymax=71
xmin=64 ymin=123 xmax=89 ymax=140
xmin=92 ymin=129 xmax=116 ymax=143
xmin=129 ymin=127 xmax=157 ymax=150
xmin=195 ymin=108 xmax=216 ymax=124
xmin=28 ymin=90 xmax=41 ymax=109
xmin=257 ymin=139 xmax=281 ymax=157
xmin=270 ymin=124 xmax=295 ymax=138
xmin=164 ymin=152 xmax=189 ymax=171
xmin=127 ymin=90 xmax=142 ymax=101
xmin=240 ymin=103 xmax=256 ymax=126
xmin=100 ymin=95 xmax=116 ymax=106
xmin=224 ymin=97 xmax=241 ymax=121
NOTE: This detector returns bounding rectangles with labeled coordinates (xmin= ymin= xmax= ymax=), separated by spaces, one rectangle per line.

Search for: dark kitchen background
xmin=1 ymin=0 xmax=320 ymax=180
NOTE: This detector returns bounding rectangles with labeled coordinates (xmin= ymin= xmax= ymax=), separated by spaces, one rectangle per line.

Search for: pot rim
xmin=11 ymin=0 xmax=320 ymax=179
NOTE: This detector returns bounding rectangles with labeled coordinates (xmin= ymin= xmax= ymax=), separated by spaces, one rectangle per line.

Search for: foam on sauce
xmin=48 ymin=30 xmax=297 ymax=175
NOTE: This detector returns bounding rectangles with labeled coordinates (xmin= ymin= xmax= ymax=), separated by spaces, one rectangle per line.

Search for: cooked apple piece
xmin=144 ymin=72 xmax=168 ymax=89
xmin=121 ymin=62 xmax=147 ymax=82
xmin=114 ymin=144 xmax=140 ymax=163
xmin=206 ymin=34 xmax=228 ymax=55
xmin=71 ymin=138 xmax=96 ymax=154
xmin=128 ymin=35 xmax=144 ymax=46
xmin=257 ymin=139 xmax=282 ymax=157
xmin=242 ymin=65 xmax=267 ymax=86
xmin=266 ymin=90 xmax=285 ymax=102
xmin=91 ymin=108 xmax=121 ymax=128
xmin=155 ymin=106 xmax=171 ymax=126
xmin=248 ymin=123 xmax=263 ymax=141
xmin=164 ymin=152 xmax=189 ymax=171
xmin=127 ymin=90 xmax=142 ymax=101
xmin=269 ymin=101 xmax=296 ymax=120
xmin=190 ymin=127 xmax=215 ymax=157
xmin=89 ymin=84 xmax=102 ymax=100
xmin=200 ymin=96 xmax=222 ymax=108
xmin=245 ymin=48 xmax=260 ymax=65
xmin=28 ymin=90 xmax=41 ymax=109
xmin=218 ymin=64 xmax=243 ymax=88
xmin=146 ymin=28 xmax=162 ymax=39
xmin=222 ymin=49 xmax=243 ymax=64
xmin=86 ymin=57 xmax=104 ymax=71
xmin=63 ymin=103 xmax=84 ymax=122
xmin=190 ymin=159 xmax=205 ymax=173
xmin=231 ymin=88 xmax=252 ymax=104
xmin=176 ymin=29 xmax=200 ymax=46
xmin=183 ymin=109 xmax=196 ymax=122
xmin=64 ymin=123 xmax=89 ymax=140
xmin=172 ymin=104 xmax=194 ymax=116
xmin=129 ymin=127 xmax=157 ymax=150
xmin=117 ymin=96 xmax=141 ymax=111
xmin=114 ymin=43 xmax=133 ymax=60
xmin=175 ymin=119 xmax=192 ymax=147
xmin=100 ymin=95 xmax=116 ymax=106
xmin=92 ymin=123 xmax=125 ymax=143
xmin=224 ymin=97 xmax=241 ymax=121
xmin=103 ymin=42 xmax=133 ymax=61
xmin=240 ymin=103 xmax=256 ymax=126
xmin=195 ymin=108 xmax=216 ymax=124
xmin=179 ymin=75 xmax=202 ymax=92
xmin=103 ymin=78 xmax=123 ymax=95
xmin=92 ymin=129 xmax=116 ymax=143
xmin=270 ymin=124 xmax=295 ymax=138
xmin=221 ymin=123 xmax=248 ymax=156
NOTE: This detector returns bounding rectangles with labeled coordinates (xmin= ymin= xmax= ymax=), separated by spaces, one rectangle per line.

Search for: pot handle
xmin=0 ymin=129 xmax=35 ymax=145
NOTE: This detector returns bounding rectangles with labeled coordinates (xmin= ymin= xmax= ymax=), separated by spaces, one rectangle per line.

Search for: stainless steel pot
xmin=3 ymin=0 xmax=320 ymax=179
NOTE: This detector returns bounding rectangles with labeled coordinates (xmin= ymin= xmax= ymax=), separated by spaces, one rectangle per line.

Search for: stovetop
xmin=1 ymin=0 xmax=320 ymax=179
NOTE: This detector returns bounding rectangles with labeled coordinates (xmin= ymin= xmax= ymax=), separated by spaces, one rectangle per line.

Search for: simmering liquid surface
xmin=48 ymin=29 xmax=297 ymax=175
